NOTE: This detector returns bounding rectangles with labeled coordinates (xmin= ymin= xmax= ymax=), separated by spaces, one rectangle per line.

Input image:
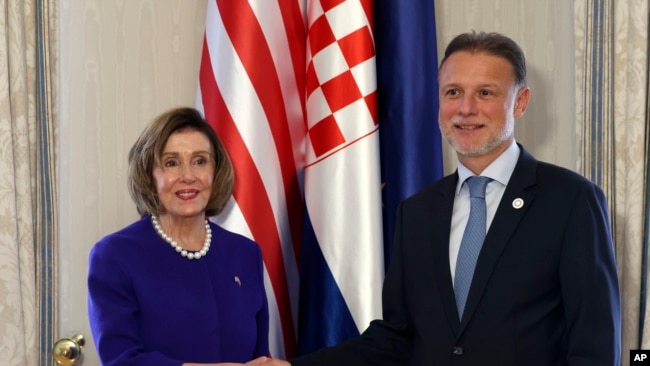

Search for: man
xmin=255 ymin=31 xmax=621 ymax=366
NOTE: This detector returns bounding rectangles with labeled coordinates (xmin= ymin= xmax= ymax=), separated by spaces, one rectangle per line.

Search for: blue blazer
xmin=292 ymin=145 xmax=621 ymax=366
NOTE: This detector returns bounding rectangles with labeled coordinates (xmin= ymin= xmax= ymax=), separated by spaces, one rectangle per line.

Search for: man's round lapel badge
xmin=512 ymin=198 xmax=524 ymax=209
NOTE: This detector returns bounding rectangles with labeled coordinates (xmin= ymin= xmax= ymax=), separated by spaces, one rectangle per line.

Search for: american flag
xmin=196 ymin=0 xmax=383 ymax=358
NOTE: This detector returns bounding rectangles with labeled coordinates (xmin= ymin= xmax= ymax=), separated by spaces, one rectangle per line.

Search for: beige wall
xmin=56 ymin=1 xmax=575 ymax=363
xmin=435 ymin=0 xmax=575 ymax=174
xmin=57 ymin=1 xmax=208 ymax=364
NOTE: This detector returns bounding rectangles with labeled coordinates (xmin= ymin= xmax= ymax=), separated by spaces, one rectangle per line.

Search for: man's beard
xmin=440 ymin=116 xmax=514 ymax=157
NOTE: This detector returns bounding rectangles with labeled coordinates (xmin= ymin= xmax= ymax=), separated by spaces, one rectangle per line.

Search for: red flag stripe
xmin=216 ymin=0 xmax=304 ymax=260
xmin=277 ymin=1 xmax=307 ymax=114
xmin=199 ymin=37 xmax=297 ymax=356
xmin=360 ymin=0 xmax=374 ymax=35
xmin=248 ymin=0 xmax=307 ymax=185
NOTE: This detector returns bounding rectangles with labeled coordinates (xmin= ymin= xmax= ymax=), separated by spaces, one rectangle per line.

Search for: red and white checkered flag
xmin=305 ymin=0 xmax=378 ymax=161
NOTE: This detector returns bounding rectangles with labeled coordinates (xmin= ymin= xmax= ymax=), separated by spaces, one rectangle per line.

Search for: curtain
xmin=35 ymin=0 xmax=58 ymax=364
xmin=0 ymin=0 xmax=39 ymax=364
xmin=0 ymin=0 xmax=58 ymax=365
xmin=574 ymin=1 xmax=650 ymax=364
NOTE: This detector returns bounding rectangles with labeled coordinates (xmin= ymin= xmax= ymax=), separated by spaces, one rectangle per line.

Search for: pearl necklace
xmin=151 ymin=214 xmax=211 ymax=260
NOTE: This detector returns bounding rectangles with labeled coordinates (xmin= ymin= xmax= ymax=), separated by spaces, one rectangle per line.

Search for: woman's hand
xmin=183 ymin=356 xmax=289 ymax=366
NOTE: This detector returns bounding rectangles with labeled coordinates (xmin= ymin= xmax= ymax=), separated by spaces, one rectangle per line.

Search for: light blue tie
xmin=454 ymin=176 xmax=491 ymax=319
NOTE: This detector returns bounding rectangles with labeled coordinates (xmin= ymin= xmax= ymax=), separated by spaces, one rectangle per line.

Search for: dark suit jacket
xmin=292 ymin=146 xmax=621 ymax=366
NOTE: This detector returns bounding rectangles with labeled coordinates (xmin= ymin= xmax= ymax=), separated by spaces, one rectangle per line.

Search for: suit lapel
xmin=458 ymin=147 xmax=538 ymax=333
xmin=426 ymin=174 xmax=463 ymax=334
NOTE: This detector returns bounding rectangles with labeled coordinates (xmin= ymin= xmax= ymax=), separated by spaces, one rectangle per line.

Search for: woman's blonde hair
xmin=127 ymin=107 xmax=234 ymax=217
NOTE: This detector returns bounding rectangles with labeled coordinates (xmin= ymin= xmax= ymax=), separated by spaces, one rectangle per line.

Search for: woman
xmin=88 ymin=107 xmax=269 ymax=365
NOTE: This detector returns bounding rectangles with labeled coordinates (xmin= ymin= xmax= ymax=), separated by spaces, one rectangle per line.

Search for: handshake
xmin=218 ymin=357 xmax=290 ymax=366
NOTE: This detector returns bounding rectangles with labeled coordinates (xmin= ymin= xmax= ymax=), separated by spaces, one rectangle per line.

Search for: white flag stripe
xmin=211 ymin=196 xmax=254 ymax=240
xmin=263 ymin=265 xmax=287 ymax=359
xmin=196 ymin=88 xmax=204 ymax=117
xmin=305 ymin=134 xmax=384 ymax=331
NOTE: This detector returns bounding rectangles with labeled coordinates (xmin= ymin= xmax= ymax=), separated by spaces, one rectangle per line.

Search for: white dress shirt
xmin=449 ymin=141 xmax=520 ymax=284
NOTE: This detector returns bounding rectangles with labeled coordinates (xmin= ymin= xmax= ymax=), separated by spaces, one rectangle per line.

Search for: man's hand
xmin=183 ymin=357 xmax=289 ymax=366
xmin=245 ymin=357 xmax=291 ymax=365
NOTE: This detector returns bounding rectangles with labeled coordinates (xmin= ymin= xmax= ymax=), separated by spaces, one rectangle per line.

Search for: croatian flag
xmin=196 ymin=0 xmax=383 ymax=358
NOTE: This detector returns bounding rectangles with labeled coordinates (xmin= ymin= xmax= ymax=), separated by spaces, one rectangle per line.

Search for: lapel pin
xmin=234 ymin=276 xmax=241 ymax=286
xmin=512 ymin=198 xmax=524 ymax=209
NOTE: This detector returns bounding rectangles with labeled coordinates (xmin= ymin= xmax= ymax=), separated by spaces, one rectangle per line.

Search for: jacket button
xmin=452 ymin=346 xmax=464 ymax=355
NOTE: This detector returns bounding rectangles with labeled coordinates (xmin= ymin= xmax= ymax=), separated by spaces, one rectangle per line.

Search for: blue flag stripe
xmin=298 ymin=208 xmax=359 ymax=354
xmin=375 ymin=0 xmax=444 ymax=266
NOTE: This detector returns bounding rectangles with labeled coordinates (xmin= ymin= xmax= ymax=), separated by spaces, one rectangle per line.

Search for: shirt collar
xmin=456 ymin=140 xmax=520 ymax=193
